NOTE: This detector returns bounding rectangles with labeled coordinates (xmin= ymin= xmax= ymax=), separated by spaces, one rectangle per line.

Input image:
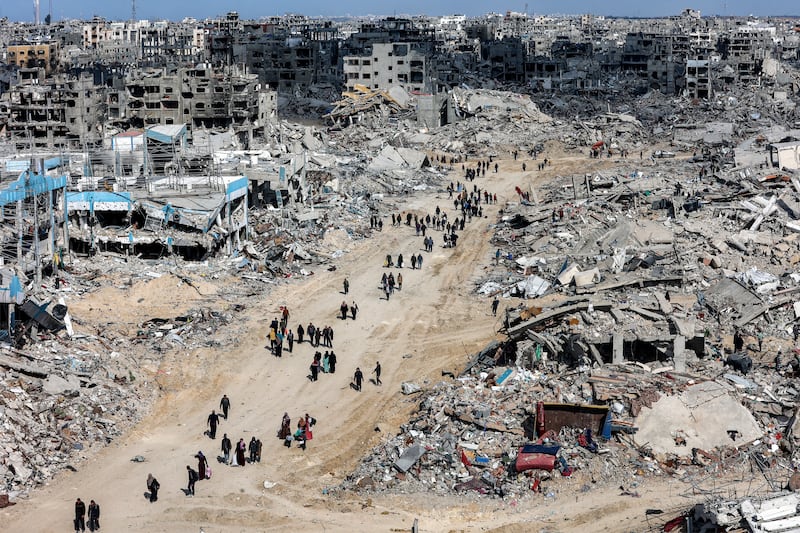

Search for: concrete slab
xmin=634 ymin=380 xmax=761 ymax=457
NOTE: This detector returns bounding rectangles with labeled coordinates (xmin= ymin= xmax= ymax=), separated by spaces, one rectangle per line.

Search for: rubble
xmin=334 ymin=83 xmax=800 ymax=505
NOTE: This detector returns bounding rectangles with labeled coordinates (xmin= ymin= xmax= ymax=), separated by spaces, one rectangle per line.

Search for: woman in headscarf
xmin=278 ymin=412 xmax=291 ymax=439
xmin=196 ymin=451 xmax=208 ymax=480
xmin=236 ymin=438 xmax=246 ymax=467
xmin=146 ymin=473 xmax=159 ymax=502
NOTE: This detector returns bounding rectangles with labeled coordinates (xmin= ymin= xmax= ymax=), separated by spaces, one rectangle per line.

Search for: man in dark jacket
xmin=353 ymin=367 xmax=363 ymax=391
xmin=207 ymin=410 xmax=220 ymax=439
xmin=221 ymin=433 xmax=232 ymax=464
xmin=74 ymin=498 xmax=86 ymax=532
xmin=219 ymin=394 xmax=230 ymax=419
xmin=186 ymin=465 xmax=198 ymax=496
xmin=87 ymin=500 xmax=100 ymax=532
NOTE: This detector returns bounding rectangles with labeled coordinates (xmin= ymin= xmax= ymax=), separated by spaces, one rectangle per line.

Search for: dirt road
xmin=0 ymin=151 xmax=713 ymax=532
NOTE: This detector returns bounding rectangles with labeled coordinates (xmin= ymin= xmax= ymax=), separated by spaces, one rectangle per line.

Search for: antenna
xmin=131 ymin=0 xmax=136 ymax=22
xmin=33 ymin=0 xmax=40 ymax=25
xmin=525 ymin=3 xmax=528 ymax=16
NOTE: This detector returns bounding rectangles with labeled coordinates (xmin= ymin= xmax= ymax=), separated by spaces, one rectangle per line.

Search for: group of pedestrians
xmin=340 ymin=300 xmax=359 ymax=320
xmin=351 ymin=361 xmax=381 ymax=391
xmin=369 ymin=215 xmax=384 ymax=231
xmin=277 ymin=412 xmax=316 ymax=450
xmin=464 ymin=159 xmax=493 ymax=180
xmin=205 ymin=393 xmax=231 ymax=439
xmin=219 ymin=434 xmax=257 ymax=468
xmin=296 ymin=322 xmax=334 ymax=348
xmin=308 ymin=350 xmax=337 ymax=381
xmin=380 ymin=272 xmax=402 ymax=300
xmin=172 ymin=393 xmax=258 ymax=499
xmin=73 ymin=498 xmax=100 ymax=532
xmin=266 ymin=309 xmax=294 ymax=357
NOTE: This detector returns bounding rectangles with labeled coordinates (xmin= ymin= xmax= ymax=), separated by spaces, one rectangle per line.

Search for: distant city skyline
xmin=1 ymin=0 xmax=797 ymax=23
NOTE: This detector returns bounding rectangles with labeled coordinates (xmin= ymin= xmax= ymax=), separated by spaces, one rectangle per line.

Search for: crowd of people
xmin=69 ymin=149 xmax=511 ymax=529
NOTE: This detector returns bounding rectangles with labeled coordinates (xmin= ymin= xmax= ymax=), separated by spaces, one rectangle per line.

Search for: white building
xmin=343 ymin=42 xmax=430 ymax=93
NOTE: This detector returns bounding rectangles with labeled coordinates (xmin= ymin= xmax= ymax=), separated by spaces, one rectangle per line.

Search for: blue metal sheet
xmin=0 ymin=172 xmax=67 ymax=207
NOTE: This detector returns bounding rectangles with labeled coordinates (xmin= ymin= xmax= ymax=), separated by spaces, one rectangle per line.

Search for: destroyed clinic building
xmin=0 ymin=168 xmax=69 ymax=339
xmin=67 ymin=171 xmax=250 ymax=260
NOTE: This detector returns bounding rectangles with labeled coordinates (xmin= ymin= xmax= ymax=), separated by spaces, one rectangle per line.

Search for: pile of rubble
xmin=337 ymin=86 xmax=800 ymax=503
xmin=324 ymin=84 xmax=413 ymax=125
xmin=0 ymin=339 xmax=151 ymax=494
xmin=340 ymin=351 xmax=800 ymax=501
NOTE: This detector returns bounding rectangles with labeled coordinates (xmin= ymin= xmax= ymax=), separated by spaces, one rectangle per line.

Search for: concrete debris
xmin=324 ymin=84 xmax=410 ymax=123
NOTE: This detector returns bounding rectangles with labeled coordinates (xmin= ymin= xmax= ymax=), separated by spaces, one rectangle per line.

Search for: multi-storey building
xmin=6 ymin=38 xmax=59 ymax=75
xmin=119 ymin=66 xmax=275 ymax=146
xmin=1 ymin=70 xmax=104 ymax=149
xmin=343 ymin=42 xmax=433 ymax=92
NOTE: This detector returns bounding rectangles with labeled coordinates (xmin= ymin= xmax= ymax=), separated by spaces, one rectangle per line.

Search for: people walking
xmin=186 ymin=465 xmax=198 ymax=496
xmin=397 ymin=273 xmax=403 ymax=290
xmin=297 ymin=323 xmax=305 ymax=344
xmin=328 ymin=351 xmax=337 ymax=373
xmin=287 ymin=329 xmax=294 ymax=353
xmin=350 ymin=302 xmax=358 ymax=320
xmin=373 ymin=361 xmax=382 ymax=386
xmin=353 ymin=367 xmax=364 ymax=391
xmin=87 ymin=500 xmax=100 ymax=532
xmin=207 ymin=410 xmax=220 ymax=439
xmin=74 ymin=498 xmax=86 ymax=532
xmin=147 ymin=474 xmax=160 ymax=502
xmin=343 ymin=278 xmax=349 ymax=294
xmin=492 ymin=296 xmax=499 ymax=316
xmin=340 ymin=300 xmax=349 ymax=320
xmin=219 ymin=394 xmax=230 ymax=420
xmin=281 ymin=306 xmax=290 ymax=330
xmin=221 ymin=433 xmax=232 ymax=464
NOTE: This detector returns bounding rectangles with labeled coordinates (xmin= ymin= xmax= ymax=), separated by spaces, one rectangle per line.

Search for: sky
xmin=1 ymin=1 xmax=797 ymax=23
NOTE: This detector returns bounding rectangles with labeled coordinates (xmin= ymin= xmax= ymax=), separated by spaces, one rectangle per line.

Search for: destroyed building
xmin=111 ymin=66 xmax=276 ymax=146
xmin=0 ymin=70 xmax=104 ymax=150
